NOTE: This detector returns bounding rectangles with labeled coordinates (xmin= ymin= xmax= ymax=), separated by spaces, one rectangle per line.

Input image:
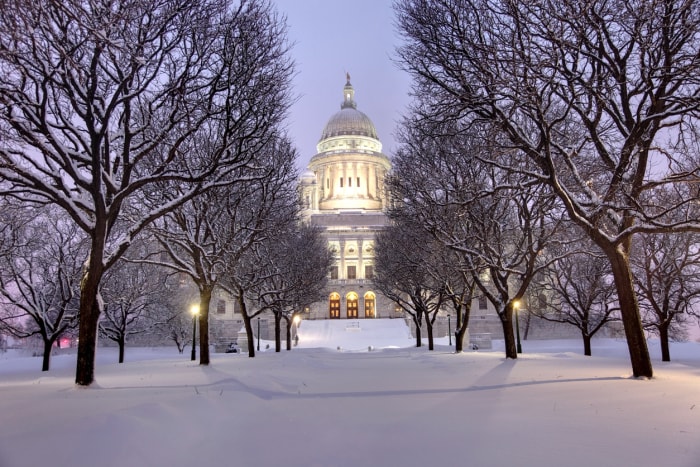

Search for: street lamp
xmin=190 ymin=304 xmax=199 ymax=361
xmin=447 ymin=314 xmax=452 ymax=346
xmin=257 ymin=316 xmax=261 ymax=352
xmin=513 ymin=300 xmax=522 ymax=354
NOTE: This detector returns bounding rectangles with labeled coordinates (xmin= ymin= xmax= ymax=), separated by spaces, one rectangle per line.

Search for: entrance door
xmin=329 ymin=293 xmax=340 ymax=319
xmin=364 ymin=292 xmax=375 ymax=318
xmin=346 ymin=292 xmax=358 ymax=318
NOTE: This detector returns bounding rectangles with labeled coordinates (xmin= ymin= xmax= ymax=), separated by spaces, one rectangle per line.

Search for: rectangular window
xmin=327 ymin=178 xmax=330 ymax=189
xmin=216 ymin=300 xmax=226 ymax=314
xmin=365 ymin=265 xmax=374 ymax=279
xmin=478 ymin=296 xmax=488 ymax=310
xmin=357 ymin=177 xmax=361 ymax=187
xmin=340 ymin=177 xmax=344 ymax=187
xmin=347 ymin=265 xmax=357 ymax=279
xmin=330 ymin=266 xmax=338 ymax=280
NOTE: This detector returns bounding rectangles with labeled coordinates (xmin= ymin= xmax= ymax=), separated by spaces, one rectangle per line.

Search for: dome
xmin=301 ymin=169 xmax=316 ymax=183
xmin=319 ymin=75 xmax=379 ymax=141
xmin=320 ymin=108 xmax=378 ymax=140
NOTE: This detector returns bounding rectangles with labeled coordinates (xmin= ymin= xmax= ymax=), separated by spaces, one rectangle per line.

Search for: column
xmin=352 ymin=162 xmax=358 ymax=196
xmin=364 ymin=164 xmax=370 ymax=198
xmin=358 ymin=238 xmax=364 ymax=281
xmin=328 ymin=165 xmax=335 ymax=199
xmin=339 ymin=239 xmax=346 ymax=280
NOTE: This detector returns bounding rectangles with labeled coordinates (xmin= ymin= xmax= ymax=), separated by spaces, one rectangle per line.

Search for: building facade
xmin=300 ymin=76 xmax=400 ymax=320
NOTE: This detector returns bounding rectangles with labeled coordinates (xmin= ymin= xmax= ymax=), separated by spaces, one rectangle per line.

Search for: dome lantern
xmin=319 ymin=74 xmax=379 ymax=142
xmin=341 ymin=73 xmax=357 ymax=110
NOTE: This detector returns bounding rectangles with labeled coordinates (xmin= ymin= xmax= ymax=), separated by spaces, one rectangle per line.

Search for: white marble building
xmin=300 ymin=76 xmax=400 ymax=320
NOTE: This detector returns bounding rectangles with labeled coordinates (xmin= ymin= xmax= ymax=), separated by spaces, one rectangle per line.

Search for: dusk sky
xmin=272 ymin=0 xmax=412 ymax=170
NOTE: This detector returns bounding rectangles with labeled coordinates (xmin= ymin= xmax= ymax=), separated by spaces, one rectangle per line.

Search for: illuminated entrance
xmin=329 ymin=292 xmax=340 ymax=318
xmin=364 ymin=292 xmax=376 ymax=318
xmin=346 ymin=292 xmax=358 ymax=318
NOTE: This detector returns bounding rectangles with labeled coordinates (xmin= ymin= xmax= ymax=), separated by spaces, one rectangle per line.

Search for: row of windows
xmin=330 ymin=265 xmax=373 ymax=280
xmin=214 ymin=291 xmax=494 ymax=316
xmin=327 ymin=177 xmax=362 ymax=189
xmin=329 ymin=291 xmax=375 ymax=319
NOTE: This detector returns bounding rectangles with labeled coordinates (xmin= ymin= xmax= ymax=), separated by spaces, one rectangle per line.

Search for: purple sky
xmin=273 ymin=0 xmax=412 ymax=170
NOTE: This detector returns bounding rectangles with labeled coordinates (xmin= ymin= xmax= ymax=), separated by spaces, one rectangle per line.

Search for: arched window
xmin=346 ymin=292 xmax=358 ymax=319
xmin=364 ymin=292 xmax=375 ymax=318
xmin=329 ymin=292 xmax=340 ymax=319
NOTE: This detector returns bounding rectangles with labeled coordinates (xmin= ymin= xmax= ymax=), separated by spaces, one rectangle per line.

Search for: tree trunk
xmin=606 ymin=245 xmax=653 ymax=377
xmin=41 ymin=339 xmax=53 ymax=372
xmin=285 ymin=319 xmax=292 ymax=351
xmin=582 ymin=332 xmax=592 ymax=356
xmin=118 ymin=337 xmax=125 ymax=363
xmin=274 ymin=313 xmax=282 ymax=352
xmin=198 ymin=287 xmax=212 ymax=365
xmin=413 ymin=316 xmax=422 ymax=347
xmin=75 ymin=265 xmax=104 ymax=386
xmin=455 ymin=304 xmax=470 ymax=353
xmin=501 ymin=304 xmax=517 ymax=359
xmin=659 ymin=323 xmax=671 ymax=362
xmin=426 ymin=319 xmax=434 ymax=350
xmin=237 ymin=294 xmax=256 ymax=357
xmin=455 ymin=329 xmax=464 ymax=353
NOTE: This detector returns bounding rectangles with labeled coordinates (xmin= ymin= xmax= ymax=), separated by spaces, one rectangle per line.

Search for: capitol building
xmin=200 ymin=76 xmax=593 ymax=347
xmin=299 ymin=75 xmax=399 ymax=320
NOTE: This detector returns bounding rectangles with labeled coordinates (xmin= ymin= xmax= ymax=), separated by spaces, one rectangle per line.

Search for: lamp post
xmin=447 ymin=314 xmax=452 ymax=346
xmin=513 ymin=300 xmax=522 ymax=354
xmin=190 ymin=304 xmax=199 ymax=361
xmin=257 ymin=316 xmax=261 ymax=352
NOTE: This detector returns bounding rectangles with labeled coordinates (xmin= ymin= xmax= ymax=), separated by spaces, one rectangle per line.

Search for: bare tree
xmin=149 ymin=136 xmax=299 ymax=363
xmin=0 ymin=206 xmax=84 ymax=370
xmin=395 ymin=0 xmax=700 ymax=377
xmin=244 ymin=223 xmax=332 ymax=352
xmin=100 ymin=256 xmax=169 ymax=363
xmin=631 ymin=231 xmax=700 ymax=361
xmin=388 ymin=118 xmax=562 ymax=358
xmin=0 ymin=0 xmax=294 ymax=384
xmin=387 ymin=120 xmax=487 ymax=353
xmin=374 ymin=223 xmax=446 ymax=349
xmin=435 ymin=250 xmax=477 ymax=353
xmin=148 ymin=283 xmax=199 ymax=354
xmin=221 ymin=199 xmax=331 ymax=355
xmin=463 ymin=182 xmax=562 ymax=358
xmin=537 ymin=243 xmax=620 ymax=356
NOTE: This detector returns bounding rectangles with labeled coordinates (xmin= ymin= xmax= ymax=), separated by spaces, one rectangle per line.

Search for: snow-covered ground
xmin=1 ymin=319 xmax=699 ymax=467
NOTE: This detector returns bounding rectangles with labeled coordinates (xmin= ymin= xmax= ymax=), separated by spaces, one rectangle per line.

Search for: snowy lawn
xmin=0 ymin=326 xmax=699 ymax=467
